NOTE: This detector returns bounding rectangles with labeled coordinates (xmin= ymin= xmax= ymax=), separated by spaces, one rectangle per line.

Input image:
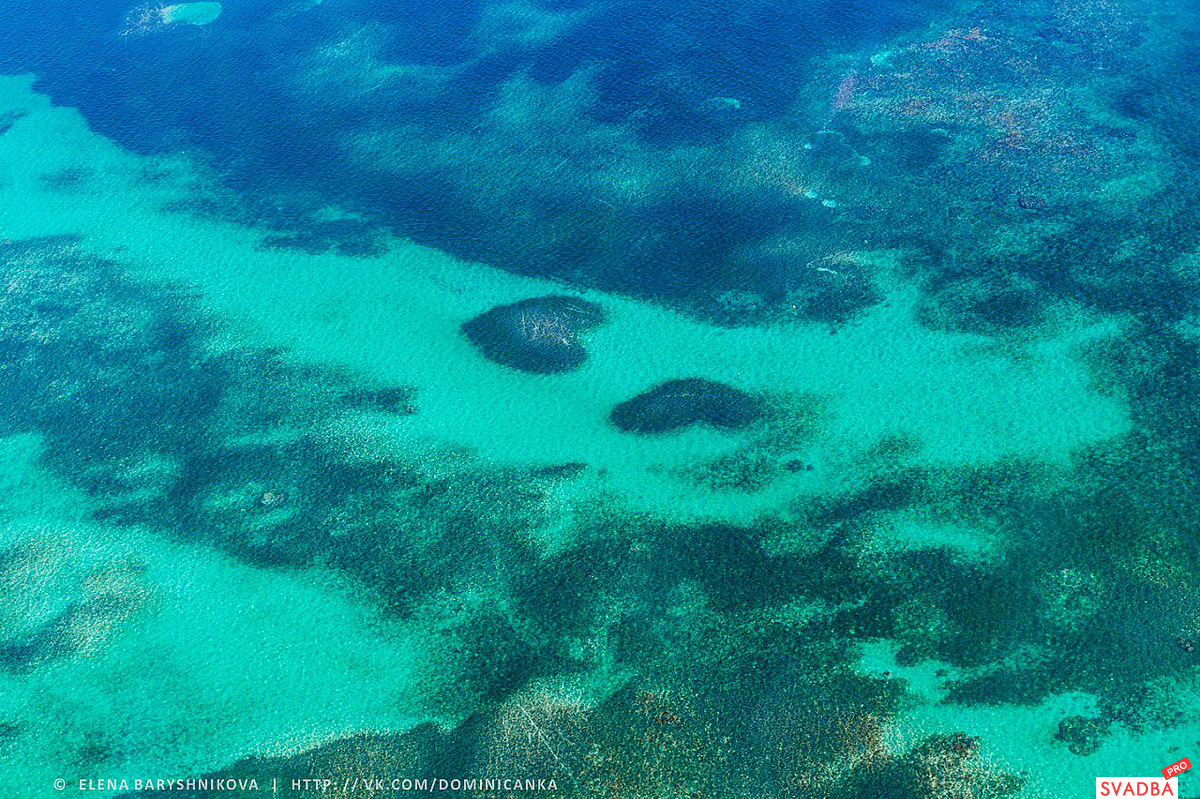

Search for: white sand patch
xmin=162 ymin=1 xmax=222 ymax=26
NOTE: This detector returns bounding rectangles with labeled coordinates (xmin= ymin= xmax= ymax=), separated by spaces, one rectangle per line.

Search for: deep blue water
xmin=0 ymin=0 xmax=972 ymax=304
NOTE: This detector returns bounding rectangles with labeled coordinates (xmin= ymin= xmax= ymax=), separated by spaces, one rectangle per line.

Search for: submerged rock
xmin=462 ymin=295 xmax=605 ymax=374
xmin=532 ymin=462 xmax=587 ymax=480
xmin=1017 ymin=193 xmax=1049 ymax=211
xmin=610 ymin=378 xmax=761 ymax=434
xmin=1054 ymin=715 xmax=1110 ymax=756
xmin=806 ymin=128 xmax=859 ymax=163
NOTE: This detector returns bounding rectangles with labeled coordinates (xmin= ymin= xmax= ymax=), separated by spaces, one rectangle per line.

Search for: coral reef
xmin=462 ymin=295 xmax=606 ymax=373
xmin=609 ymin=378 xmax=761 ymax=434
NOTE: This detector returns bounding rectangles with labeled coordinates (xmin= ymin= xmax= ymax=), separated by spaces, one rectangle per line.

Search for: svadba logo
xmin=1096 ymin=757 xmax=1191 ymax=798
xmin=1095 ymin=777 xmax=1177 ymax=797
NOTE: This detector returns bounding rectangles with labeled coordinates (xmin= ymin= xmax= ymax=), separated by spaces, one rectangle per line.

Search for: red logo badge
xmin=1162 ymin=758 xmax=1191 ymax=781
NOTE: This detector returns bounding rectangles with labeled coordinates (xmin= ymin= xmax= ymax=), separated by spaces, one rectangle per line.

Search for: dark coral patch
xmin=1017 ymin=193 xmax=1049 ymax=211
xmin=461 ymin=295 xmax=606 ymax=374
xmin=610 ymin=378 xmax=761 ymax=434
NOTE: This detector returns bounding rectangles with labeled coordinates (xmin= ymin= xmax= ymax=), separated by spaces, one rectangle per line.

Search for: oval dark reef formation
xmin=610 ymin=378 xmax=762 ymax=434
xmin=462 ymin=295 xmax=606 ymax=374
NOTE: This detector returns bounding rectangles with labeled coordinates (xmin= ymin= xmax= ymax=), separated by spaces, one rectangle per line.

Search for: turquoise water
xmin=1 ymin=0 xmax=1199 ymax=796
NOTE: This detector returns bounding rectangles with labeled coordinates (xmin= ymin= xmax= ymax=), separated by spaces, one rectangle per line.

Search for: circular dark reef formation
xmin=461 ymin=295 xmax=606 ymax=374
xmin=610 ymin=378 xmax=762 ymax=434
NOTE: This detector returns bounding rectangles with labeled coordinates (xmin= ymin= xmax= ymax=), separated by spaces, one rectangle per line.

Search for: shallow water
xmin=1 ymin=1 xmax=1199 ymax=797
